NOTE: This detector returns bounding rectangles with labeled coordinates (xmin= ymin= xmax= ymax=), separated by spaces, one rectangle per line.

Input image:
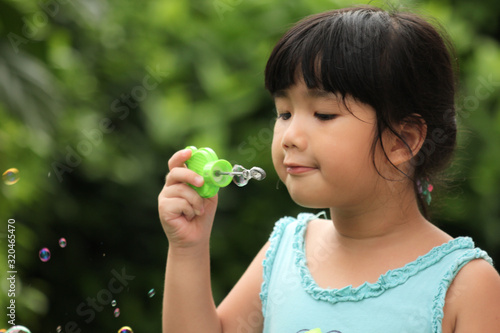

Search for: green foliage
xmin=0 ymin=0 xmax=499 ymax=331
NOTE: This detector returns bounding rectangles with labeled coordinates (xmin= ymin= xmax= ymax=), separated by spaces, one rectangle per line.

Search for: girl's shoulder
xmin=442 ymin=257 xmax=500 ymax=332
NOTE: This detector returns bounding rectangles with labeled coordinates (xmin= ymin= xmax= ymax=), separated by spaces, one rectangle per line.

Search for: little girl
xmin=158 ymin=5 xmax=500 ymax=333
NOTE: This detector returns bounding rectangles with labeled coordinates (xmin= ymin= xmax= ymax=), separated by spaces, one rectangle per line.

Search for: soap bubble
xmin=39 ymin=248 xmax=51 ymax=262
xmin=56 ymin=326 xmax=62 ymax=333
xmin=111 ymin=299 xmax=117 ymax=307
xmin=118 ymin=327 xmax=133 ymax=333
xmin=6 ymin=326 xmax=31 ymax=333
xmin=232 ymin=165 xmax=249 ymax=187
xmin=114 ymin=308 xmax=120 ymax=317
xmin=58 ymin=238 xmax=67 ymax=248
xmin=148 ymin=288 xmax=156 ymax=298
xmin=2 ymin=168 xmax=20 ymax=185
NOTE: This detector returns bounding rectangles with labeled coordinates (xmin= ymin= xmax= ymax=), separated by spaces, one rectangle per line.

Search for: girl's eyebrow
xmin=307 ymin=88 xmax=337 ymax=100
xmin=273 ymin=88 xmax=337 ymax=100
xmin=272 ymin=90 xmax=288 ymax=99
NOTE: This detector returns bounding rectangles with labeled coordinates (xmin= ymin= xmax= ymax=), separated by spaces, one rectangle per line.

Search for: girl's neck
xmin=328 ymin=185 xmax=432 ymax=246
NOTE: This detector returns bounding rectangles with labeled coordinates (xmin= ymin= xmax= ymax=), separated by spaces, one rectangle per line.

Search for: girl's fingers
xmin=168 ymin=149 xmax=192 ymax=170
xmin=160 ymin=183 xmax=205 ymax=216
xmin=159 ymin=196 xmax=197 ymax=222
xmin=165 ymin=167 xmax=204 ymax=188
xmin=165 ymin=149 xmax=204 ymax=188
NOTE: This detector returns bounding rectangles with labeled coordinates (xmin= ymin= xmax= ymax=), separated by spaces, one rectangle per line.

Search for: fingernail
xmin=182 ymin=148 xmax=192 ymax=158
xmin=195 ymin=176 xmax=204 ymax=187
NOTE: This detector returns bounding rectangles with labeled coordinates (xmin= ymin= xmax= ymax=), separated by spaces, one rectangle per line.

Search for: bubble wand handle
xmin=184 ymin=146 xmax=233 ymax=198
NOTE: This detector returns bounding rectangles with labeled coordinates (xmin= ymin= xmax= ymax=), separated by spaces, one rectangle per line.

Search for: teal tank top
xmin=259 ymin=213 xmax=493 ymax=333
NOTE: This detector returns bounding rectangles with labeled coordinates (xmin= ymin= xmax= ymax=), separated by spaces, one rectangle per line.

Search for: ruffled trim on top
xmin=260 ymin=212 xmax=325 ymax=317
xmin=431 ymin=248 xmax=493 ymax=333
xmin=292 ymin=214 xmax=480 ymax=305
xmin=260 ymin=215 xmax=296 ymax=317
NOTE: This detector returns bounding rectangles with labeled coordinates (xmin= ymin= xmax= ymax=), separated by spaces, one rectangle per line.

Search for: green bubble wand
xmin=184 ymin=146 xmax=266 ymax=198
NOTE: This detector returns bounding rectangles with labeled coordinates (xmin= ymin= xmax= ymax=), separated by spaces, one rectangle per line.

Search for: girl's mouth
xmin=285 ymin=164 xmax=317 ymax=175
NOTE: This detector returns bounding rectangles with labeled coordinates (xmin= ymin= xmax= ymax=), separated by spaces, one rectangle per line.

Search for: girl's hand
xmin=158 ymin=149 xmax=218 ymax=249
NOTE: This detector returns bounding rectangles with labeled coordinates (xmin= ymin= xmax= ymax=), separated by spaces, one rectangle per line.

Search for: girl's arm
xmin=443 ymin=259 xmax=500 ymax=333
xmin=217 ymin=241 xmax=269 ymax=333
xmin=163 ymin=244 xmax=220 ymax=333
xmin=159 ymin=149 xmax=221 ymax=333
xmin=159 ymin=149 xmax=266 ymax=333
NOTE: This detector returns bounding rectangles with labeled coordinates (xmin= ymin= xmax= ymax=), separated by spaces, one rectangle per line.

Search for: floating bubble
xmin=117 ymin=327 xmax=133 ymax=333
xmin=5 ymin=326 xmax=31 ymax=333
xmin=56 ymin=326 xmax=62 ymax=333
xmin=2 ymin=168 xmax=20 ymax=185
xmin=58 ymin=238 xmax=67 ymax=248
xmin=113 ymin=308 xmax=120 ymax=317
xmin=148 ymin=288 xmax=156 ymax=298
xmin=39 ymin=248 xmax=51 ymax=262
xmin=111 ymin=299 xmax=117 ymax=307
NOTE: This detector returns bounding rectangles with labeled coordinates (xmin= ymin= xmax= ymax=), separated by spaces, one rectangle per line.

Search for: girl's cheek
xmin=271 ymin=139 xmax=286 ymax=178
xmin=271 ymin=140 xmax=282 ymax=166
xmin=271 ymin=126 xmax=283 ymax=150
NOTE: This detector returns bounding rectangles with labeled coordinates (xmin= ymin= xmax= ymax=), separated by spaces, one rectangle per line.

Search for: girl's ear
xmin=385 ymin=115 xmax=427 ymax=167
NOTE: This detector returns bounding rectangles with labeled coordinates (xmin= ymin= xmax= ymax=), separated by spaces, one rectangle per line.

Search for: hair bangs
xmin=265 ymin=8 xmax=390 ymax=106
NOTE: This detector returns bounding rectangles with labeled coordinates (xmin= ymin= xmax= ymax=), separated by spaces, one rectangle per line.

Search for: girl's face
xmin=272 ymin=80 xmax=387 ymax=210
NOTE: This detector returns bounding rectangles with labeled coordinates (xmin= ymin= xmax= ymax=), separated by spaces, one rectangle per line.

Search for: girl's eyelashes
xmin=314 ymin=112 xmax=338 ymax=121
xmin=275 ymin=111 xmax=338 ymax=121
xmin=276 ymin=112 xmax=291 ymax=120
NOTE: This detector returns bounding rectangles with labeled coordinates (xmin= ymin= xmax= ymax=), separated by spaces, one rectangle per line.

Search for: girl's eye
xmin=277 ymin=112 xmax=291 ymax=120
xmin=315 ymin=113 xmax=337 ymax=121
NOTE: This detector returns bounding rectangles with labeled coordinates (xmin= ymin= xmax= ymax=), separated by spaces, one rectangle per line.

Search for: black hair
xmin=265 ymin=5 xmax=458 ymax=217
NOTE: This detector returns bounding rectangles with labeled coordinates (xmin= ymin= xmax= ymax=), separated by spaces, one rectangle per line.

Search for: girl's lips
xmin=285 ymin=165 xmax=316 ymax=175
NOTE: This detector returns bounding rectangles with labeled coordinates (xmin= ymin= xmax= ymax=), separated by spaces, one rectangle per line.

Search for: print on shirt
xmin=297 ymin=328 xmax=342 ymax=333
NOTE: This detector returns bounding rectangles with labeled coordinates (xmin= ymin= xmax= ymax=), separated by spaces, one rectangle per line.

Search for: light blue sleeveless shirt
xmin=260 ymin=213 xmax=493 ymax=333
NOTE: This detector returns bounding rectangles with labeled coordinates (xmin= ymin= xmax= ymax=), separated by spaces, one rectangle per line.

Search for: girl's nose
xmin=281 ymin=116 xmax=307 ymax=150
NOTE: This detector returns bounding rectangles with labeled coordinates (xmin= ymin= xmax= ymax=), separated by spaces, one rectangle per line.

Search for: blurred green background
xmin=0 ymin=0 xmax=499 ymax=331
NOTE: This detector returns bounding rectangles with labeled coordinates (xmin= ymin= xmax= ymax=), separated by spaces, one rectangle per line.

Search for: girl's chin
xmin=287 ymin=189 xmax=330 ymax=209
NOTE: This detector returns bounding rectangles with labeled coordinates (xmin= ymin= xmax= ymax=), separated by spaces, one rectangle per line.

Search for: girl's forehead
xmin=273 ymin=80 xmax=339 ymax=101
